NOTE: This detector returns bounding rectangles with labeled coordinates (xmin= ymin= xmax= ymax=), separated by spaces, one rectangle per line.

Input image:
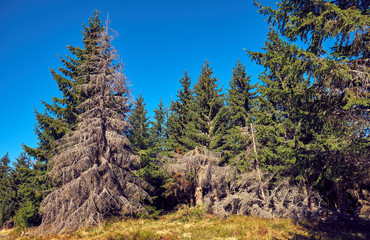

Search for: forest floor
xmin=2 ymin=207 xmax=370 ymax=239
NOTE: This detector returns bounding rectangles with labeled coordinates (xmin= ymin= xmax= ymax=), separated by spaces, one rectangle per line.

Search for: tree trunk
xmin=250 ymin=122 xmax=265 ymax=199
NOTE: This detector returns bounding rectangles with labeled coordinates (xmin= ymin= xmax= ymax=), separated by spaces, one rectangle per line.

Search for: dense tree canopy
xmin=249 ymin=0 xmax=369 ymax=210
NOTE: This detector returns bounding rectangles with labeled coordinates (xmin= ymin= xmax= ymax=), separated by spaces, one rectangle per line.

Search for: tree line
xmin=0 ymin=0 xmax=368 ymax=233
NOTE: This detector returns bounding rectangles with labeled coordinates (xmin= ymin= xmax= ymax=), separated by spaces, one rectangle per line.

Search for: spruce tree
xmin=128 ymin=93 xmax=152 ymax=154
xmin=186 ymin=61 xmax=227 ymax=151
xmin=0 ymin=154 xmax=13 ymax=227
xmin=23 ymin=10 xmax=104 ymax=167
xmin=165 ymin=71 xmax=194 ymax=152
xmin=0 ymin=154 xmax=45 ymax=228
xmin=255 ymin=0 xmax=369 ymax=130
xmin=165 ymin=100 xmax=181 ymax=152
xmin=136 ymin=99 xmax=169 ymax=210
xmin=248 ymin=30 xmax=312 ymax=173
xmin=224 ymin=60 xmax=257 ymax=169
xmin=11 ymin=153 xmax=42 ymax=227
xmin=37 ymin=20 xmax=152 ymax=234
xmin=150 ymin=98 xmax=167 ymax=152
xmin=17 ymin=11 xmax=106 ymax=230
xmin=251 ymin=0 xmax=369 ymax=210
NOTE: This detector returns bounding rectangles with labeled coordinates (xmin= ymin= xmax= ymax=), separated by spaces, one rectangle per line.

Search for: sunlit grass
xmin=0 ymin=228 xmax=12 ymax=238
xmin=3 ymin=206 xmax=369 ymax=239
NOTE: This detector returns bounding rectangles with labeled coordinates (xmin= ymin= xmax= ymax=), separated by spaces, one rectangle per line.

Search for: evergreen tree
xmin=0 ymin=154 xmax=13 ymax=227
xmin=165 ymin=71 xmax=194 ymax=152
xmin=250 ymin=0 xmax=369 ymax=210
xmin=127 ymin=94 xmax=168 ymax=202
xmin=37 ymin=20 xmax=153 ymax=234
xmin=255 ymin=0 xmax=369 ymax=130
xmin=0 ymin=153 xmax=44 ymax=228
xmin=137 ymin=100 xmax=169 ymax=211
xmin=16 ymin=11 xmax=106 ymax=229
xmin=128 ymin=93 xmax=152 ymax=154
xmin=150 ymin=98 xmax=167 ymax=152
xmin=11 ymin=154 xmax=42 ymax=227
xmin=186 ymin=61 xmax=227 ymax=151
xmin=165 ymin=100 xmax=180 ymax=152
xmin=224 ymin=60 xmax=257 ymax=169
xmin=248 ymin=30 xmax=312 ymax=173
xmin=23 ymin=10 xmax=104 ymax=167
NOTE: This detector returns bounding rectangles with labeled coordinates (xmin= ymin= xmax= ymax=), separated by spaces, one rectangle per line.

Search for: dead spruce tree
xmin=37 ymin=23 xmax=153 ymax=234
xmin=164 ymin=146 xmax=321 ymax=220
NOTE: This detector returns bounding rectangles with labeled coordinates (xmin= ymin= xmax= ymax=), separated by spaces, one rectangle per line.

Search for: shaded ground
xmin=294 ymin=215 xmax=370 ymax=240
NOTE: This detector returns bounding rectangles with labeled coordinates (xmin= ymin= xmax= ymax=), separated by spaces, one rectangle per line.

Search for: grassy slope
xmin=3 ymin=207 xmax=370 ymax=240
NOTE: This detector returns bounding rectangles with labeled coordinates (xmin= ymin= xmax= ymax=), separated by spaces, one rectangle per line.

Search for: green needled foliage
xmin=0 ymin=153 xmax=43 ymax=228
xmin=150 ymin=98 xmax=167 ymax=153
xmin=165 ymin=71 xmax=194 ymax=153
xmin=0 ymin=154 xmax=13 ymax=227
xmin=15 ymin=10 xmax=105 ymax=229
xmin=255 ymin=0 xmax=369 ymax=58
xmin=129 ymin=98 xmax=169 ymax=211
xmin=250 ymin=0 xmax=369 ymax=210
xmin=23 ymin=10 xmax=105 ymax=166
xmin=248 ymin=29 xmax=313 ymax=173
xmin=164 ymin=100 xmax=179 ymax=153
xmin=11 ymin=154 xmax=42 ymax=228
xmin=128 ymin=94 xmax=152 ymax=154
xmin=223 ymin=60 xmax=257 ymax=169
xmin=185 ymin=61 xmax=227 ymax=152
xmin=255 ymin=0 xmax=369 ymax=121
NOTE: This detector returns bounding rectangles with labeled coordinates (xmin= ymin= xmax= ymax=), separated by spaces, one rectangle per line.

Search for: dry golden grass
xmin=0 ymin=229 xmax=12 ymax=239
xmin=3 ymin=206 xmax=370 ymax=240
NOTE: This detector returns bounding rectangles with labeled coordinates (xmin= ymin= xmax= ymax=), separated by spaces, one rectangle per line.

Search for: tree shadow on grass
xmin=292 ymin=215 xmax=370 ymax=240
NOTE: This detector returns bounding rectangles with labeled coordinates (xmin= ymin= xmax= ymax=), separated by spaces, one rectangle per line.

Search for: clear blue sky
xmin=0 ymin=0 xmax=271 ymax=161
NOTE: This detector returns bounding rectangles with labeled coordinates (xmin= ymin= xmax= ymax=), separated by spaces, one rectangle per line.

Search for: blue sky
xmin=0 ymin=0 xmax=271 ymax=161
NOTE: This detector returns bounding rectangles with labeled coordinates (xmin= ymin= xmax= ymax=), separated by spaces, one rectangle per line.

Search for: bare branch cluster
xmin=36 ymin=27 xmax=153 ymax=235
xmin=164 ymin=146 xmax=321 ymax=220
xmin=209 ymin=171 xmax=321 ymax=220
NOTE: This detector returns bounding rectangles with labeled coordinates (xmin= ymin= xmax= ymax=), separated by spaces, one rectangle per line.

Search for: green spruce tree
xmin=186 ymin=61 xmax=227 ymax=151
xmin=224 ymin=60 xmax=257 ymax=169
xmin=11 ymin=153 xmax=42 ymax=227
xmin=165 ymin=100 xmax=180 ymax=153
xmin=150 ymin=98 xmax=167 ymax=152
xmin=165 ymin=71 xmax=194 ymax=153
xmin=138 ymin=99 xmax=169 ymax=211
xmin=248 ymin=29 xmax=312 ymax=174
xmin=23 ymin=10 xmax=105 ymax=167
xmin=250 ymin=0 xmax=369 ymax=210
xmin=128 ymin=93 xmax=152 ymax=154
xmin=0 ymin=154 xmax=13 ymax=227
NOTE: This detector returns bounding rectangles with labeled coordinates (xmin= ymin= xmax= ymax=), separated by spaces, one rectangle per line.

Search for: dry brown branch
xmin=36 ymin=25 xmax=153 ymax=235
xmin=164 ymin=146 xmax=321 ymax=220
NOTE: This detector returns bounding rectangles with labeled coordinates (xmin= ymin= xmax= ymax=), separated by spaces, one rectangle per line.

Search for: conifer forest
xmin=0 ymin=0 xmax=369 ymax=237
